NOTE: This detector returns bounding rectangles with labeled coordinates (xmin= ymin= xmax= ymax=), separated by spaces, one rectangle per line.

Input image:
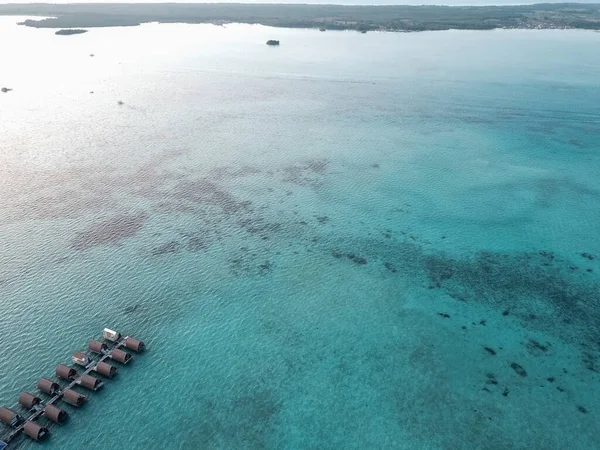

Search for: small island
xmin=55 ymin=29 xmax=88 ymax=35
xmin=266 ymin=40 xmax=280 ymax=46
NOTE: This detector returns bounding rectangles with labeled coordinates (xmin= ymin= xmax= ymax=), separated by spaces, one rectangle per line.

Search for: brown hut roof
xmin=0 ymin=407 xmax=21 ymax=426
xmin=37 ymin=378 xmax=60 ymax=396
xmin=23 ymin=420 xmax=48 ymax=440
xmin=56 ymin=364 xmax=77 ymax=381
xmin=95 ymin=361 xmax=118 ymax=378
xmin=62 ymin=388 xmax=87 ymax=407
xmin=18 ymin=392 xmax=41 ymax=409
xmin=124 ymin=337 xmax=145 ymax=352
xmin=44 ymin=404 xmax=68 ymax=424
xmin=79 ymin=374 xmax=102 ymax=391
xmin=88 ymin=340 xmax=108 ymax=354
xmin=110 ymin=348 xmax=132 ymax=364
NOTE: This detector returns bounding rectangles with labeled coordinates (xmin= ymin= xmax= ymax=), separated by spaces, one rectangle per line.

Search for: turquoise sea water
xmin=1 ymin=18 xmax=600 ymax=449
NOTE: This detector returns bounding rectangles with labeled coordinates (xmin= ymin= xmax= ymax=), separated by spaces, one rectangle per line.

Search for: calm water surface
xmin=1 ymin=18 xmax=600 ymax=449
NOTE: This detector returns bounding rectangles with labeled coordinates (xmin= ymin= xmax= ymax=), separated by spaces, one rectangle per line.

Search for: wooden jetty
xmin=0 ymin=329 xmax=144 ymax=446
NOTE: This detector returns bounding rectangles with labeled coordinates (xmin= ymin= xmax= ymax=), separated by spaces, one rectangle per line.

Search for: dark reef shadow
xmin=70 ymin=212 xmax=148 ymax=250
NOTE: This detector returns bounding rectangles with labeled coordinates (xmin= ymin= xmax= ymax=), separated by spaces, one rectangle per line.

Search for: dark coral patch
xmin=484 ymin=373 xmax=499 ymax=386
xmin=152 ymin=241 xmax=181 ymax=256
xmin=525 ymin=339 xmax=551 ymax=355
xmin=331 ymin=249 xmax=343 ymax=259
xmin=582 ymin=351 xmax=598 ymax=372
xmin=384 ymin=262 xmax=397 ymax=273
xmin=510 ymin=362 xmax=527 ymax=377
xmin=483 ymin=346 xmax=496 ymax=356
xmin=347 ymin=254 xmax=367 ymax=265
xmin=187 ymin=236 xmax=209 ymax=252
xmin=259 ymin=261 xmax=273 ymax=274
xmin=124 ymin=304 xmax=141 ymax=314
xmin=238 ymin=217 xmax=282 ymax=236
xmin=175 ymin=179 xmax=252 ymax=215
xmin=71 ymin=212 xmax=147 ymax=250
xmin=281 ymin=158 xmax=329 ymax=188
xmin=424 ymin=257 xmax=454 ymax=284
xmin=417 ymin=247 xmax=600 ymax=352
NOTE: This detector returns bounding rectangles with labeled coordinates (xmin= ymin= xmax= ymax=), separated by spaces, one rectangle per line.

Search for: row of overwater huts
xmin=0 ymin=328 xmax=144 ymax=447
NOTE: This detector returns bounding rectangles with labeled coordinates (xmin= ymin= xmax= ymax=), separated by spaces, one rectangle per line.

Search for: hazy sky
xmin=1 ymin=0 xmax=599 ymax=5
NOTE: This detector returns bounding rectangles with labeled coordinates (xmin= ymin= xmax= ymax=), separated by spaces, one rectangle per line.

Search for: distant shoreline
xmin=1 ymin=3 xmax=599 ymax=32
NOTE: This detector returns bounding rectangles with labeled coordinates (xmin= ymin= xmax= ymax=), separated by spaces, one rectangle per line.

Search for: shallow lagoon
xmin=0 ymin=19 xmax=599 ymax=449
